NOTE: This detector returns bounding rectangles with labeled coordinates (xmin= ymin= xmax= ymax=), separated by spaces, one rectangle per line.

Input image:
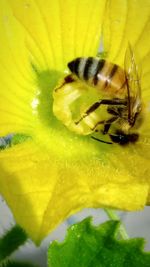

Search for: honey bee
xmin=55 ymin=45 xmax=142 ymax=145
xmin=65 ymin=45 xmax=142 ymax=145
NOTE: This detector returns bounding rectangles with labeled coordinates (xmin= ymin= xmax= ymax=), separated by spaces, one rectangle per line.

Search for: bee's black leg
xmin=103 ymin=116 xmax=119 ymax=134
xmin=92 ymin=116 xmax=118 ymax=134
xmin=103 ymin=123 xmax=112 ymax=134
xmin=55 ymin=75 xmax=75 ymax=92
xmin=75 ymin=98 xmax=127 ymax=124
xmin=107 ymin=107 xmax=119 ymax=116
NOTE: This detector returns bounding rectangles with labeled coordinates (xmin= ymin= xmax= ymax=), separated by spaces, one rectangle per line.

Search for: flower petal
xmin=0 ymin=140 xmax=149 ymax=243
xmin=9 ymin=0 xmax=107 ymax=69
xmin=0 ymin=0 xmax=37 ymax=136
xmin=103 ymin=0 xmax=150 ymax=66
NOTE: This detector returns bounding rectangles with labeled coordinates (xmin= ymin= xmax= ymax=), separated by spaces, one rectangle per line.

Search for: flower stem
xmin=0 ymin=225 xmax=28 ymax=261
xmin=104 ymin=208 xmax=129 ymax=240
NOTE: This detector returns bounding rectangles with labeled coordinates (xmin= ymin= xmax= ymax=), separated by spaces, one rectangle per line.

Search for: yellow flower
xmin=0 ymin=0 xmax=150 ymax=243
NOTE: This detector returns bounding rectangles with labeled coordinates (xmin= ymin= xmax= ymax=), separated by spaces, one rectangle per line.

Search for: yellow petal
xmin=0 ymin=0 xmax=38 ymax=136
xmin=103 ymin=0 xmax=150 ymax=66
xmin=9 ymin=0 xmax=107 ymax=70
xmin=0 ymin=140 xmax=149 ymax=243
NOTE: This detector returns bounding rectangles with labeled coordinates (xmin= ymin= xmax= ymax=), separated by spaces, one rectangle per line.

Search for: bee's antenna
xmin=91 ymin=136 xmax=113 ymax=145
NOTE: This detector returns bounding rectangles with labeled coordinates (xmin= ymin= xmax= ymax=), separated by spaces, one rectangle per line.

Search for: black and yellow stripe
xmin=93 ymin=59 xmax=105 ymax=85
xmin=68 ymin=57 xmax=105 ymax=81
xmin=68 ymin=57 xmax=126 ymax=96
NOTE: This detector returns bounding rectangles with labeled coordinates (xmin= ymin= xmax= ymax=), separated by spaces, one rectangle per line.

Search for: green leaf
xmin=11 ymin=134 xmax=31 ymax=146
xmin=48 ymin=218 xmax=150 ymax=267
xmin=0 ymin=225 xmax=28 ymax=262
xmin=0 ymin=134 xmax=30 ymax=150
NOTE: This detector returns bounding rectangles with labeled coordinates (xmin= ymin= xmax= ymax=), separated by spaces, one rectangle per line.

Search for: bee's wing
xmin=124 ymin=44 xmax=141 ymax=119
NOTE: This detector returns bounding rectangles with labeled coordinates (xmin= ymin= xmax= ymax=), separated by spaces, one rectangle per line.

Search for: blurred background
xmin=0 ymin=195 xmax=150 ymax=267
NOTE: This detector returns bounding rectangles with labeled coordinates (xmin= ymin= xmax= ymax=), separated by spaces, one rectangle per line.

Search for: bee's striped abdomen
xmin=93 ymin=59 xmax=105 ymax=85
xmin=69 ymin=57 xmax=81 ymax=77
xmin=68 ymin=57 xmax=126 ymax=96
xmin=68 ymin=57 xmax=104 ymax=81
xmin=83 ymin=57 xmax=94 ymax=80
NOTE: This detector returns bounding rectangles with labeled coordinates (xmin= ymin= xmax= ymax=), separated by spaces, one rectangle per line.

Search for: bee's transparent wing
xmin=124 ymin=44 xmax=141 ymax=96
xmin=124 ymin=44 xmax=142 ymax=119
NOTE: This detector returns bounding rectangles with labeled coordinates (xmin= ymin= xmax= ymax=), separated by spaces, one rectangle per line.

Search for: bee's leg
xmin=107 ymin=107 xmax=119 ymax=116
xmin=54 ymin=74 xmax=75 ymax=92
xmin=92 ymin=116 xmax=118 ymax=134
xmin=103 ymin=116 xmax=118 ymax=134
xmin=75 ymin=98 xmax=127 ymax=124
xmin=92 ymin=120 xmax=105 ymax=131
xmin=103 ymin=123 xmax=111 ymax=134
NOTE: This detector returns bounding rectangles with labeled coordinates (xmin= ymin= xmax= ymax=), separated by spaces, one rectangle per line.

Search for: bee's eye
xmin=109 ymin=131 xmax=139 ymax=145
xmin=109 ymin=133 xmax=129 ymax=145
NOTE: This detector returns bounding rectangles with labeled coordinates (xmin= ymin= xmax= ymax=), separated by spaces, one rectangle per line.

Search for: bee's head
xmin=109 ymin=130 xmax=139 ymax=145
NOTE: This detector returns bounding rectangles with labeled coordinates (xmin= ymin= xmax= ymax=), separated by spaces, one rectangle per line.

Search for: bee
xmin=66 ymin=45 xmax=142 ymax=145
xmin=53 ymin=45 xmax=143 ymax=145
